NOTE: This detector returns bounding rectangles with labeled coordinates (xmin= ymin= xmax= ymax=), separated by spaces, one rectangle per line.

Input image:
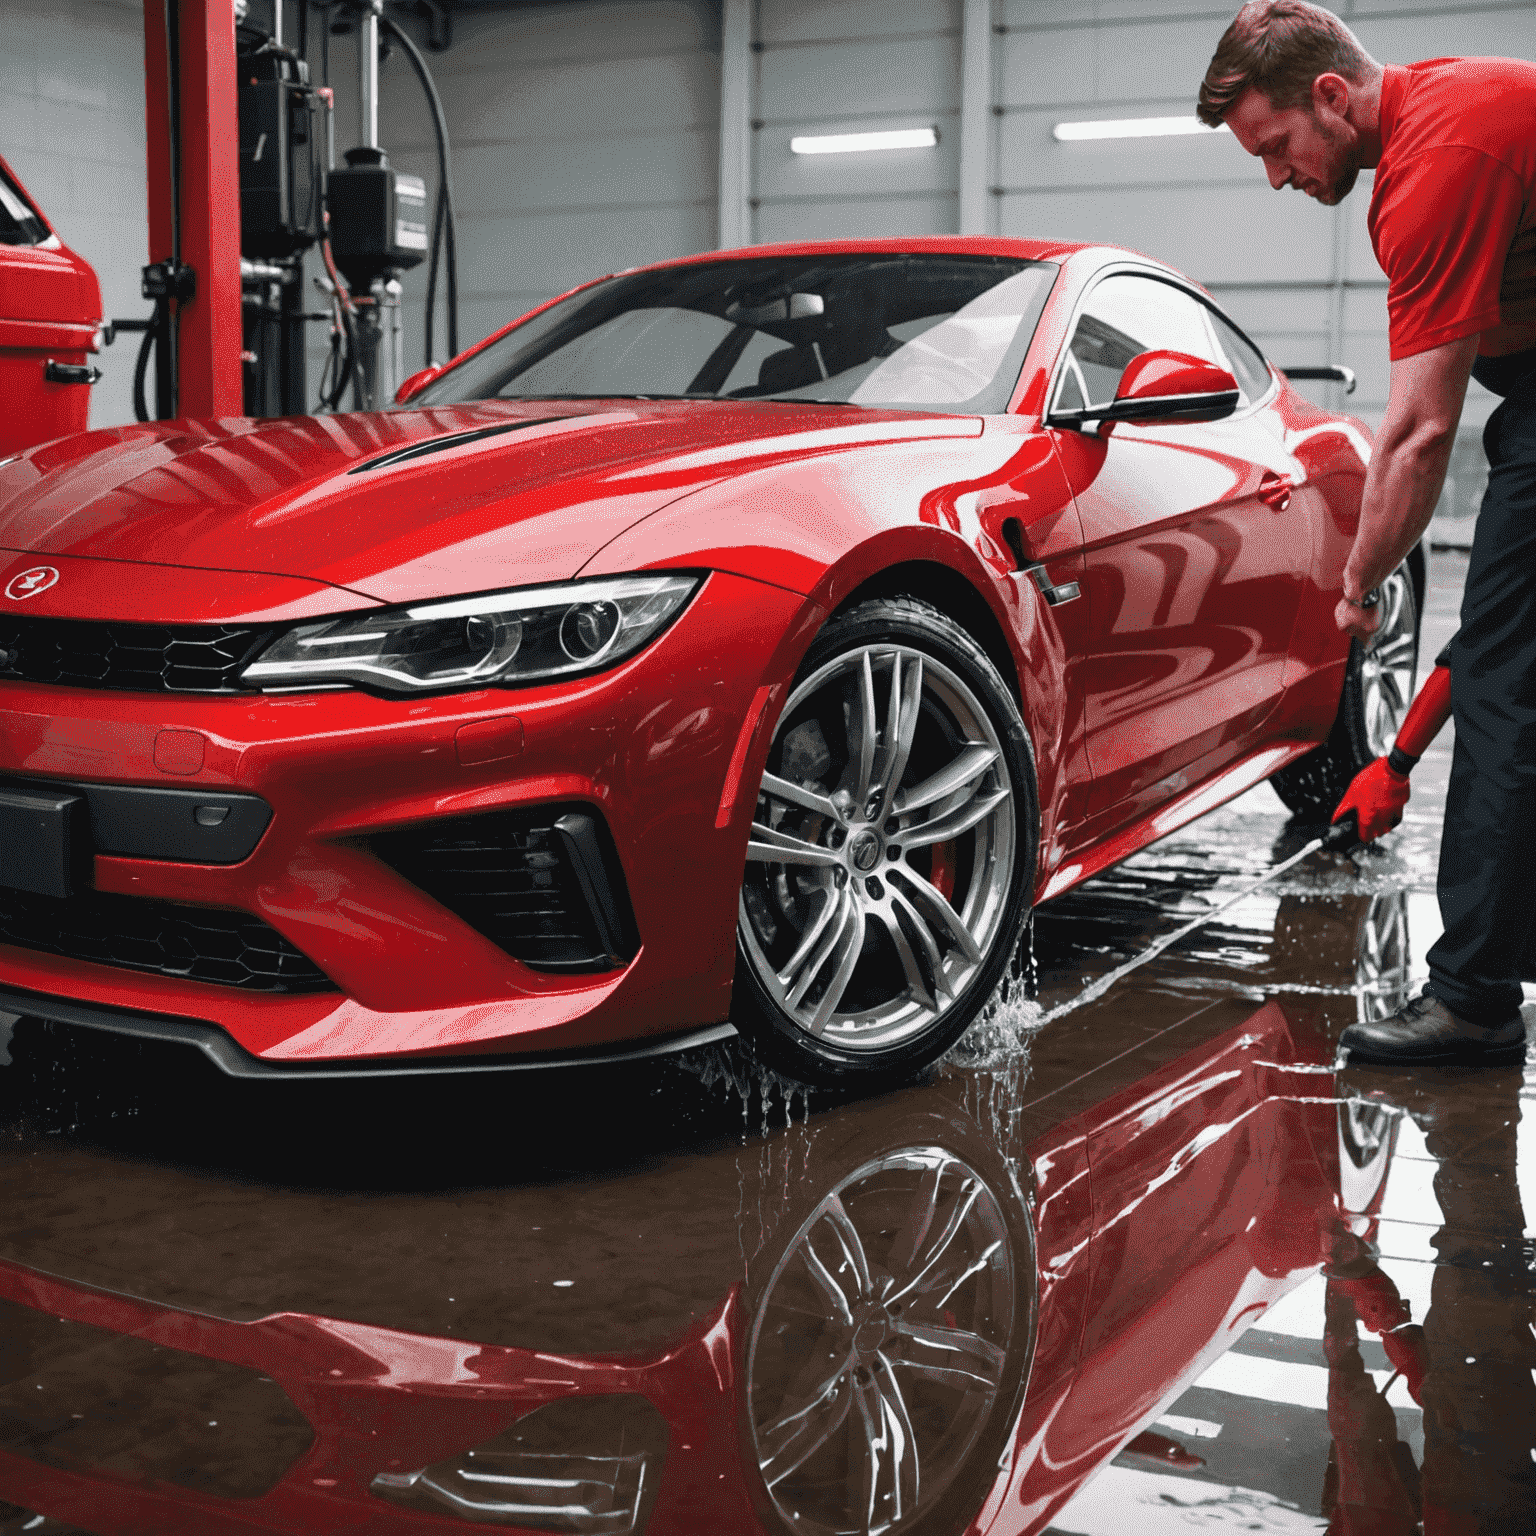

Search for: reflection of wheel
xmin=1354 ymin=891 xmax=1411 ymax=1024
xmin=1270 ymin=561 xmax=1420 ymax=817
xmin=734 ymin=599 xmax=1037 ymax=1087
xmin=1337 ymin=1096 xmax=1400 ymax=1220
xmin=745 ymin=1143 xmax=1034 ymax=1536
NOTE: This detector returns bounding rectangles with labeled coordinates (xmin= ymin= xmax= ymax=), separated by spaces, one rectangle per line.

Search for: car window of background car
xmin=1061 ymin=274 xmax=1225 ymax=410
xmin=0 ymin=170 xmax=48 ymax=246
xmin=1205 ymin=307 xmax=1274 ymax=406
xmin=409 ymin=254 xmax=1057 ymax=416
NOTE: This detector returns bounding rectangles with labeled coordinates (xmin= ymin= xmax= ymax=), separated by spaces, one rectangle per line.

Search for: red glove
xmin=1333 ymin=756 xmax=1410 ymax=844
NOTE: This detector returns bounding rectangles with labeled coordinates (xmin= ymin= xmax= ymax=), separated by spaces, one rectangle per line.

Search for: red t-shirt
xmin=1369 ymin=57 xmax=1536 ymax=360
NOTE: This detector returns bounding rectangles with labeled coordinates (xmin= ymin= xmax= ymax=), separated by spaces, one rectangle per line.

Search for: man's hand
xmin=1335 ymin=595 xmax=1383 ymax=644
xmin=1334 ymin=755 xmax=1411 ymax=843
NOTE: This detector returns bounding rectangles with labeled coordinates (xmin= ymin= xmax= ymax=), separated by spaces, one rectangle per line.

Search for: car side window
xmin=1206 ymin=308 xmax=1274 ymax=405
xmin=1057 ymin=274 xmax=1224 ymax=412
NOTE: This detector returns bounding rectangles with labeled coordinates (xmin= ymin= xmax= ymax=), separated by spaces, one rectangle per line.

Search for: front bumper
xmin=0 ymin=572 xmax=806 ymax=1067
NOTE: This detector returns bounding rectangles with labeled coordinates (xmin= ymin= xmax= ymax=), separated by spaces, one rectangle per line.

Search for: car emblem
xmin=4 ymin=566 xmax=59 ymax=601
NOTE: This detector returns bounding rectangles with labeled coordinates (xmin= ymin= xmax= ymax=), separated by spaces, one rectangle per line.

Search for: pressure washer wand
xmin=1037 ymin=814 xmax=1361 ymax=1024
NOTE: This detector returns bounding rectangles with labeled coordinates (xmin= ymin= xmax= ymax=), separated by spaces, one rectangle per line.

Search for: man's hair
xmin=1197 ymin=2 xmax=1374 ymax=126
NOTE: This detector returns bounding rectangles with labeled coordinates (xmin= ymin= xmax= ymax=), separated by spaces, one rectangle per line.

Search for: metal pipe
xmin=358 ymin=0 xmax=381 ymax=149
xmin=270 ymin=0 xmax=282 ymax=48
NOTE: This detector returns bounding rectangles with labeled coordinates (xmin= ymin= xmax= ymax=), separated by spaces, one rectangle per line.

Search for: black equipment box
xmin=326 ymin=147 xmax=427 ymax=290
xmin=237 ymin=45 xmax=322 ymax=258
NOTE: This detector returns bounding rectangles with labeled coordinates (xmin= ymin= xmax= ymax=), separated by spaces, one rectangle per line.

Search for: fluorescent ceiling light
xmin=791 ymin=127 xmax=939 ymax=155
xmin=1053 ymin=116 xmax=1231 ymax=142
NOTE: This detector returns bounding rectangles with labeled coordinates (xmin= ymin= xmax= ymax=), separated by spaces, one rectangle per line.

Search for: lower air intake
xmin=370 ymin=804 xmax=639 ymax=973
xmin=0 ymin=886 xmax=334 ymax=993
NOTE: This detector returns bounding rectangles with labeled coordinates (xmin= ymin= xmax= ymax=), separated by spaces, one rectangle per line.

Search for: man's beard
xmin=1317 ymin=162 xmax=1361 ymax=205
xmin=1313 ymin=121 xmax=1363 ymax=205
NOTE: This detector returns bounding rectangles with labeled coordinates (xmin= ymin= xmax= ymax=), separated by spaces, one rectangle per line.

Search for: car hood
xmin=0 ymin=400 xmax=982 ymax=606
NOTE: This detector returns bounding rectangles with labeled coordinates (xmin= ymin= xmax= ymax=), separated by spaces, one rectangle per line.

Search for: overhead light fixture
xmin=1053 ymin=116 xmax=1231 ymax=142
xmin=791 ymin=127 xmax=939 ymax=155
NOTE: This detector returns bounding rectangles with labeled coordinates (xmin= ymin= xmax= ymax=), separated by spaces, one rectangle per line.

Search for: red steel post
xmin=142 ymin=0 xmax=243 ymax=418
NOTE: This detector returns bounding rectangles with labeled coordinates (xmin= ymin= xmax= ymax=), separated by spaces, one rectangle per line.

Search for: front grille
xmin=0 ymin=617 xmax=269 ymax=693
xmin=371 ymin=804 xmax=638 ymax=973
xmin=0 ymin=886 xmax=333 ymax=993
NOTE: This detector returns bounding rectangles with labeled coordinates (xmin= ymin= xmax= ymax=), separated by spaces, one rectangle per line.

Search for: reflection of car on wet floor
xmin=0 ymin=895 xmax=1404 ymax=1535
xmin=0 ymin=238 xmax=1421 ymax=1090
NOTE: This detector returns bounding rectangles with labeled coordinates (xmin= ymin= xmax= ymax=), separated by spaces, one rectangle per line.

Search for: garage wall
xmin=0 ymin=0 xmax=150 ymax=431
xmin=369 ymin=0 xmax=722 ymax=377
xmin=750 ymin=0 xmax=962 ymax=242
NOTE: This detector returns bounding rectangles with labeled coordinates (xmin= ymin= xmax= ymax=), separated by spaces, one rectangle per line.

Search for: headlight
xmin=241 ymin=572 xmax=702 ymax=695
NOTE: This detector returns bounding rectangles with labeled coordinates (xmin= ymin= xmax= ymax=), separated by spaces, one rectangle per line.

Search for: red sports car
xmin=0 ymin=238 xmax=1419 ymax=1085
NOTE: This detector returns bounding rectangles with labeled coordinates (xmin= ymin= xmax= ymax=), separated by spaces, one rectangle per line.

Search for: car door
xmin=1047 ymin=272 xmax=1309 ymax=830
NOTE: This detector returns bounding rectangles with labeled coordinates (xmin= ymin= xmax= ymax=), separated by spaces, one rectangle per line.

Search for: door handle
xmin=44 ymin=360 xmax=102 ymax=386
xmin=1258 ymin=471 xmax=1294 ymax=511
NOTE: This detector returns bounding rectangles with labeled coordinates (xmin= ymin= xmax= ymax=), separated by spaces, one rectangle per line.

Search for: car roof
xmin=621 ymin=235 xmax=1119 ymax=272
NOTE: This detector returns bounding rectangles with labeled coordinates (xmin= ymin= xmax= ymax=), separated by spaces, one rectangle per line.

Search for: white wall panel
xmin=757 ymin=35 xmax=961 ymax=120
xmin=999 ymin=183 xmax=1338 ymax=284
xmin=753 ymin=0 xmax=963 ymax=243
xmin=760 ymin=0 xmax=958 ymax=46
xmin=365 ymin=0 xmax=720 ymax=376
xmin=756 ymin=192 xmax=958 ymax=244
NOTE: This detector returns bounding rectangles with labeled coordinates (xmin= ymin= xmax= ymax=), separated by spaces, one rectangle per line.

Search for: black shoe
xmin=1339 ymin=993 xmax=1528 ymax=1066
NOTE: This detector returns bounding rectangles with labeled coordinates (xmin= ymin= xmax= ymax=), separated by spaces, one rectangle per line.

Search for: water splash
xmin=675 ymin=1036 xmax=815 ymax=1139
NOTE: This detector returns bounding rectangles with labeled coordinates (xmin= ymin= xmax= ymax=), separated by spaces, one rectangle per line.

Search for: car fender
xmin=581 ymin=467 xmax=1076 ymax=892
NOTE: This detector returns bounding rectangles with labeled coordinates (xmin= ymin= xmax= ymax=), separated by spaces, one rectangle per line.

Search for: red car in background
xmin=0 ymin=154 xmax=102 ymax=458
xmin=0 ymin=238 xmax=1419 ymax=1086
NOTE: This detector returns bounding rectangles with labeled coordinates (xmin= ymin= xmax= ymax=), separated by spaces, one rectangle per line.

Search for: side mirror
xmin=395 ymin=363 xmax=445 ymax=405
xmin=1049 ymin=349 xmax=1240 ymax=432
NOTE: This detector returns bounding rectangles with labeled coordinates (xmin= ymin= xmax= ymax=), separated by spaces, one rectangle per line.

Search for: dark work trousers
xmin=1426 ymin=346 xmax=1536 ymax=1025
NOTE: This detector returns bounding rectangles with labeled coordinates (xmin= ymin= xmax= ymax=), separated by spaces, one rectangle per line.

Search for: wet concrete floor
xmin=1 ymin=548 xmax=1533 ymax=1536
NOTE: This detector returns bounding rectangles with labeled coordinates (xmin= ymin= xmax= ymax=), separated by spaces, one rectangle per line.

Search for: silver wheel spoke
xmin=889 ymin=889 xmax=952 ymax=1002
xmin=886 ymin=1177 xmax=983 ymax=1307
xmin=874 ymin=654 xmax=923 ymax=826
xmin=890 ymin=868 xmax=983 ymax=964
xmin=890 ymin=1162 xmax=945 ymax=1275
xmin=869 ymin=1355 xmax=921 ymax=1525
xmin=761 ymin=1372 xmax=853 ymax=1488
xmin=824 ymin=1196 xmax=874 ymax=1299
xmin=777 ymin=887 xmax=843 ymax=992
xmin=746 ymin=822 xmax=841 ymax=868
xmin=875 ymin=905 xmax=938 ymax=1013
xmin=805 ymin=903 xmax=865 ymax=1036
xmin=850 ymin=649 xmax=878 ymax=807
xmin=800 ymin=1230 xmax=856 ymax=1324
xmin=891 ymin=1317 xmax=1007 ymax=1381
xmin=760 ymin=771 xmax=841 ymax=822
xmin=887 ymin=1352 xmax=999 ymax=1394
xmin=899 ymin=785 xmax=1010 ymax=851
xmin=895 ymin=742 xmax=997 ymax=816
xmin=785 ymin=887 xmax=856 ymax=1009
xmin=852 ymin=1376 xmax=888 ymax=1535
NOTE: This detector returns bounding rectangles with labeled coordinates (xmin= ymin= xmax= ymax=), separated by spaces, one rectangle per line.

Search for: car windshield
xmin=411 ymin=253 xmax=1058 ymax=415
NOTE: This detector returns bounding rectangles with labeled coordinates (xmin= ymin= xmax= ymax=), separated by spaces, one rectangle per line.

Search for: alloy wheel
xmin=740 ymin=645 xmax=1016 ymax=1054
xmin=1358 ymin=566 xmax=1418 ymax=758
xmin=747 ymin=1148 xmax=1015 ymax=1536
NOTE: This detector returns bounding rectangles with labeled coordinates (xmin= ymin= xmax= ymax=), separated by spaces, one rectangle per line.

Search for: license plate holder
xmin=0 ymin=786 xmax=85 ymax=899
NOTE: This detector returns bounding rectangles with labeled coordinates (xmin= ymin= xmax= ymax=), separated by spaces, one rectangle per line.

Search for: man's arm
xmin=1335 ymin=334 xmax=1478 ymax=642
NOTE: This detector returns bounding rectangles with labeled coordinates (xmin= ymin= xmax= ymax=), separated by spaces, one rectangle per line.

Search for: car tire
xmin=1269 ymin=560 xmax=1420 ymax=820
xmin=733 ymin=597 xmax=1038 ymax=1088
xmin=738 ymin=1110 xmax=1038 ymax=1536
